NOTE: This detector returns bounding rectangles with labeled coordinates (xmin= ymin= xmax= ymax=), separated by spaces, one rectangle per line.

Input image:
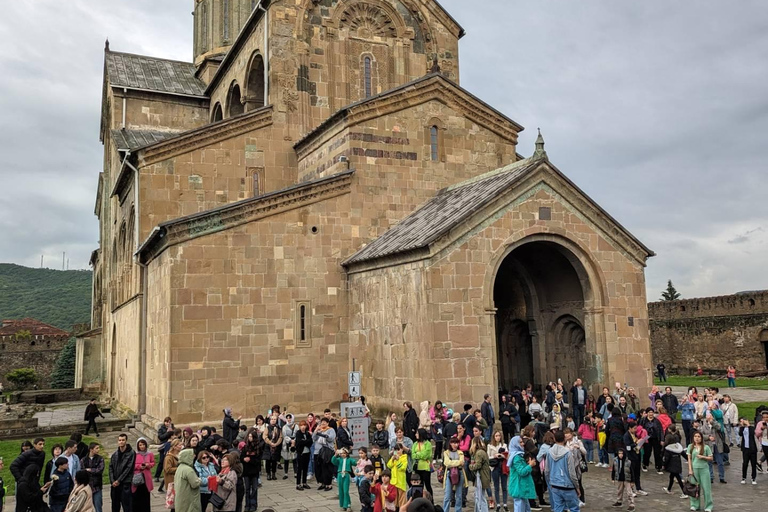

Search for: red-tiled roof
xmin=0 ymin=318 xmax=71 ymax=337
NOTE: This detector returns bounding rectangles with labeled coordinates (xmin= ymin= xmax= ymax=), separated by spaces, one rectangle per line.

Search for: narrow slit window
xmin=299 ymin=305 xmax=306 ymax=342
xmin=430 ymin=125 xmax=439 ymax=161
xmin=364 ymin=56 xmax=372 ymax=98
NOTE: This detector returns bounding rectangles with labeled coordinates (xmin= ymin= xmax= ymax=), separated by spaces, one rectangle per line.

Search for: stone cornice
xmin=295 ymin=74 xmax=523 ymax=159
xmin=137 ymin=106 xmax=274 ymax=167
xmin=138 ymin=170 xmax=354 ymax=265
xmin=420 ymin=0 xmax=465 ymax=38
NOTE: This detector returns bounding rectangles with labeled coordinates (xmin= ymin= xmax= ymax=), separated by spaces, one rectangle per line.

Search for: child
xmin=565 ymin=415 xmax=575 ymax=431
xmin=371 ymin=470 xmax=397 ymax=512
xmin=386 ymin=444 xmax=408 ymax=509
xmin=507 ymin=435 xmax=536 ymax=512
xmin=235 ymin=424 xmax=247 ymax=444
xmin=332 ymin=448 xmax=356 ymax=512
xmin=611 ymin=448 xmax=635 ymax=511
xmin=355 ymin=447 xmax=370 ymax=487
xmin=369 ymin=446 xmax=385 ymax=478
xmin=596 ymin=414 xmax=610 ymax=467
xmin=49 ymin=457 xmax=74 ymax=512
xmin=405 ymin=472 xmax=431 ymax=502
xmin=358 ymin=465 xmax=375 ymax=512
xmin=527 ymin=395 xmax=543 ymax=418
xmin=372 ymin=421 xmax=390 ymax=462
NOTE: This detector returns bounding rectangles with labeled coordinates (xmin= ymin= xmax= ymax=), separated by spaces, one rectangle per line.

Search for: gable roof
xmin=0 ymin=318 xmax=70 ymax=337
xmin=106 ymin=50 xmax=207 ymax=97
xmin=111 ymin=129 xmax=184 ymax=151
xmin=343 ymin=155 xmax=654 ymax=267
xmin=295 ymin=73 xmax=524 ymax=155
xmin=343 ymin=157 xmax=540 ymax=266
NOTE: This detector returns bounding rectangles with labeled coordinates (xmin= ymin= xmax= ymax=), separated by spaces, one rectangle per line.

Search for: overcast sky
xmin=0 ymin=0 xmax=766 ymax=300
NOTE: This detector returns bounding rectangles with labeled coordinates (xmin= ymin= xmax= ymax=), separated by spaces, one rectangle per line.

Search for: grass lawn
xmin=0 ymin=436 xmax=110 ymax=496
xmin=655 ymin=375 xmax=768 ymax=390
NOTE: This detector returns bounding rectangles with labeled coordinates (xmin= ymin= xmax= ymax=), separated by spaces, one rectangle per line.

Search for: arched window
xmin=227 ymin=83 xmax=244 ymax=117
xmin=245 ymin=53 xmax=265 ymax=110
xmin=430 ymin=125 xmax=439 ymax=161
xmin=364 ymin=56 xmax=372 ymax=98
xmin=211 ymin=102 xmax=223 ymax=122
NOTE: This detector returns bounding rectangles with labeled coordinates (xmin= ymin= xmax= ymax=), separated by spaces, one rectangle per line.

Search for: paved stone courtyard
xmin=4 ymin=428 xmax=768 ymax=511
xmin=33 ymin=401 xmax=117 ymax=427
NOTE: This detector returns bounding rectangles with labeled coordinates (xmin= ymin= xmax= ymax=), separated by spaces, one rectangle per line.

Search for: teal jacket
xmin=331 ymin=455 xmax=356 ymax=477
xmin=507 ymin=436 xmax=536 ymax=499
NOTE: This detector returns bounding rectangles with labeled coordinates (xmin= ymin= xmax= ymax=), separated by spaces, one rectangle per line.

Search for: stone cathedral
xmin=76 ymin=0 xmax=654 ymax=425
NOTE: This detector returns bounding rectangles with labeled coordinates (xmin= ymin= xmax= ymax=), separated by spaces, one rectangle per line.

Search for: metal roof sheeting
xmin=106 ymin=51 xmax=207 ymax=97
xmin=344 ymin=158 xmax=540 ymax=266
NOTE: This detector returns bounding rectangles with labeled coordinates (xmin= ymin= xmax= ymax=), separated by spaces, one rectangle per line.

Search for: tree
xmin=661 ymin=280 xmax=681 ymax=301
xmin=49 ymin=337 xmax=76 ymax=389
xmin=5 ymin=368 xmax=38 ymax=389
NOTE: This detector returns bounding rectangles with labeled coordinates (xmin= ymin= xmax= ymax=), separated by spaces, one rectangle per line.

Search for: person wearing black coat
xmin=336 ymin=418 xmax=354 ymax=451
xmin=499 ymin=395 xmax=520 ymax=443
xmin=662 ymin=428 xmax=685 ymax=496
xmin=84 ymin=399 xmax=104 ymax=436
xmin=10 ymin=439 xmax=46 ymax=487
xmin=108 ymin=435 xmax=135 ymax=512
xmin=294 ymin=422 xmax=313 ymax=490
xmin=15 ymin=466 xmax=50 ymax=512
xmin=403 ymin=402 xmax=419 ymax=441
xmin=222 ymin=408 xmax=242 ymax=444
xmin=639 ymin=409 xmax=664 ymax=472
xmin=739 ymin=418 xmax=758 ymax=483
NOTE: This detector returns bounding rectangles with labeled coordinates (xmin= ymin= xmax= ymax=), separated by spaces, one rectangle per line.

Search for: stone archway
xmin=491 ymin=236 xmax=606 ymax=395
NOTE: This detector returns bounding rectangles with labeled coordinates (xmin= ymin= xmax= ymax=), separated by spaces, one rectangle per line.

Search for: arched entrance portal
xmin=493 ymin=240 xmax=597 ymax=394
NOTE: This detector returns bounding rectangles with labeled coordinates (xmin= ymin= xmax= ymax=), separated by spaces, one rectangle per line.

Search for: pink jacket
xmin=577 ymin=423 xmax=595 ymax=441
xmin=132 ymin=452 xmax=156 ymax=493
xmin=430 ymin=407 xmax=449 ymax=423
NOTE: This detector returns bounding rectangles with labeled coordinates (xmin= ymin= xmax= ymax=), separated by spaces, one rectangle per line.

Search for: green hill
xmin=0 ymin=263 xmax=92 ymax=330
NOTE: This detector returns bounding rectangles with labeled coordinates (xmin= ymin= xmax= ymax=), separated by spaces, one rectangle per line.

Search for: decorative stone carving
xmin=339 ymin=2 xmax=398 ymax=39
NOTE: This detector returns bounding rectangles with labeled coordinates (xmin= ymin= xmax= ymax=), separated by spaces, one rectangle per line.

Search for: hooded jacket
xmin=507 ymin=436 xmax=536 ymax=499
xmin=663 ymin=436 xmax=684 ymax=475
xmin=418 ymin=401 xmax=432 ymax=430
xmin=544 ymin=444 xmax=578 ymax=490
xmin=611 ymin=454 xmax=632 ymax=481
xmin=174 ymin=449 xmax=201 ymax=512
xmin=132 ymin=439 xmax=155 ymax=493
xmin=109 ymin=444 xmax=135 ymax=485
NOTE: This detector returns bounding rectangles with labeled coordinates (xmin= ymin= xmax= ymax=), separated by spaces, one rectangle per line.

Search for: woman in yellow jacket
xmin=442 ymin=437 xmax=466 ymax=512
xmin=386 ymin=444 xmax=409 ymax=509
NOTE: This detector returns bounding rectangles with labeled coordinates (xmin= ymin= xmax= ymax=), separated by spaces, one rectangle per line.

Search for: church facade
xmin=80 ymin=0 xmax=654 ymax=425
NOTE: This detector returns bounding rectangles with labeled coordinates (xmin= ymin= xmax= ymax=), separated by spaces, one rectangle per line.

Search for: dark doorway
xmin=760 ymin=329 xmax=768 ymax=369
xmin=245 ymin=53 xmax=265 ymax=110
xmin=494 ymin=241 xmax=588 ymax=394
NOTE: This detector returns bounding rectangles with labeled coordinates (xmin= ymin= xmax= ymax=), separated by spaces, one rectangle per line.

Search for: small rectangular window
xmin=538 ymin=207 xmax=552 ymax=220
xmin=430 ymin=126 xmax=439 ymax=161
xmin=295 ymin=301 xmax=311 ymax=347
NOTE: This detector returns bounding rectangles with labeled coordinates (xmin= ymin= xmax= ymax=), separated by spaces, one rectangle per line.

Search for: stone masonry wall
xmin=649 ymin=291 xmax=768 ymax=374
xmin=349 ymin=166 xmax=652 ymax=412
xmin=145 ymin=192 xmax=354 ymax=424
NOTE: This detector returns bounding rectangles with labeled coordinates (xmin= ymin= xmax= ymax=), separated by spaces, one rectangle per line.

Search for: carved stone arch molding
xmin=329 ymin=0 xmax=409 ymax=39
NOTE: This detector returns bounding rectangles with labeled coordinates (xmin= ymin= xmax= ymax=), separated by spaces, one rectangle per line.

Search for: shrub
xmin=5 ymin=368 xmax=38 ymax=389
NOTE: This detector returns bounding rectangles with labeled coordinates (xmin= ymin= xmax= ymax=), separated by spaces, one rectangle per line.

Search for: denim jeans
xmin=549 ymin=487 xmax=580 ymax=512
xmin=492 ymin=465 xmax=508 ymax=505
xmin=573 ymin=404 xmax=585 ymax=428
xmin=708 ymin=445 xmax=725 ymax=481
xmin=474 ymin=474 xmax=489 ymax=512
xmin=514 ymin=498 xmax=531 ymax=512
xmin=599 ymin=446 xmax=609 ymax=465
xmin=307 ymin=442 xmax=315 ymax=475
xmin=484 ymin=426 xmax=494 ymax=442
xmin=583 ymin=440 xmax=594 ymax=462
xmin=243 ymin=475 xmax=259 ymax=511
xmin=92 ymin=488 xmax=103 ymax=512
xmin=442 ymin=470 xmax=464 ymax=512
xmin=728 ymin=377 xmax=736 ymax=387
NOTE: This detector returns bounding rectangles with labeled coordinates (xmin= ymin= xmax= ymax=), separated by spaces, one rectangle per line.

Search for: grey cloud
xmin=0 ymin=0 xmax=766 ymax=299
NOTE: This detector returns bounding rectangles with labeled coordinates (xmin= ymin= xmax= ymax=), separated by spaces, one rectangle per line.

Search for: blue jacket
xmin=194 ymin=461 xmax=218 ymax=494
xmin=544 ymin=444 xmax=578 ymax=490
xmin=680 ymin=402 xmax=696 ymax=421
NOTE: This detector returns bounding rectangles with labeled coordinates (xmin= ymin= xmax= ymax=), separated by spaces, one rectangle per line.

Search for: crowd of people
xmin=3 ymin=379 xmax=768 ymax=512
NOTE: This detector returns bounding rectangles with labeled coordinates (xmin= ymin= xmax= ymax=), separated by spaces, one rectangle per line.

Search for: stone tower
xmin=193 ymin=0 xmax=257 ymax=67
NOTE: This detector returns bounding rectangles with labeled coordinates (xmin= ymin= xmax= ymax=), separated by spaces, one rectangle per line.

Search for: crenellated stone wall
xmin=649 ymin=291 xmax=768 ymax=374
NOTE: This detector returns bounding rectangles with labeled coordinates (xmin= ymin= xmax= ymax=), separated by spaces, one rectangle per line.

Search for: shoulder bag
xmin=683 ymin=474 xmax=700 ymax=498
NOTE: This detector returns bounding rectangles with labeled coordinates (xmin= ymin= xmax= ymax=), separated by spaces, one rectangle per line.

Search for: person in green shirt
xmin=412 ymin=429 xmax=434 ymax=499
xmin=687 ymin=431 xmax=714 ymax=512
